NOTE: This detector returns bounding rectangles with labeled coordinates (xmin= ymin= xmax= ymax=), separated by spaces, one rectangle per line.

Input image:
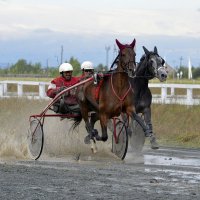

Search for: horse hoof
xmin=91 ymin=129 xmax=101 ymax=141
xmin=145 ymin=130 xmax=153 ymax=137
xmin=84 ymin=135 xmax=91 ymax=144
xmin=91 ymin=140 xmax=98 ymax=153
xmin=91 ymin=129 xmax=98 ymax=136
xmin=95 ymin=135 xmax=102 ymax=141
xmin=150 ymin=136 xmax=159 ymax=149
xmin=101 ymin=136 xmax=108 ymax=142
xmin=151 ymin=144 xmax=159 ymax=150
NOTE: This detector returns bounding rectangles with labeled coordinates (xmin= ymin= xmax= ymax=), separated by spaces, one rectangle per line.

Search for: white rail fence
xmin=0 ymin=80 xmax=200 ymax=105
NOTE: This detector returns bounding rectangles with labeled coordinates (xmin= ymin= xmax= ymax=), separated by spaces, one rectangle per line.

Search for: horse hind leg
xmin=90 ymin=112 xmax=102 ymax=141
xmin=82 ymin=120 xmax=98 ymax=153
xmin=132 ymin=112 xmax=152 ymax=137
xmin=143 ymin=107 xmax=159 ymax=149
xmin=85 ymin=113 xmax=101 ymax=142
xmin=84 ymin=121 xmax=94 ymax=144
xmin=78 ymin=104 xmax=97 ymax=144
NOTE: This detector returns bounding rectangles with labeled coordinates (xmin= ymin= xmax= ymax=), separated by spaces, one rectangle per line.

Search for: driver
xmin=80 ymin=61 xmax=100 ymax=84
xmin=46 ymin=62 xmax=80 ymax=114
xmin=80 ymin=61 xmax=95 ymax=78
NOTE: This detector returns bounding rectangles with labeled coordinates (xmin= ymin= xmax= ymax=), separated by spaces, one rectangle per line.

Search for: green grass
xmin=150 ymin=78 xmax=200 ymax=84
xmin=151 ymin=104 xmax=200 ymax=148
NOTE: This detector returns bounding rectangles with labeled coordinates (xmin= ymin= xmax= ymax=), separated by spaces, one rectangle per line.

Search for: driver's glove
xmin=55 ymin=86 xmax=66 ymax=94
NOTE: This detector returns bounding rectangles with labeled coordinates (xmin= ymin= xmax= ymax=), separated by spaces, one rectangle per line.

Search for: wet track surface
xmin=0 ymin=146 xmax=200 ymax=200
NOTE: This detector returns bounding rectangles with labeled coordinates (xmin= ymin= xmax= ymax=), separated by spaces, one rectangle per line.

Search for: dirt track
xmin=0 ymin=99 xmax=200 ymax=199
xmin=0 ymin=147 xmax=200 ymax=200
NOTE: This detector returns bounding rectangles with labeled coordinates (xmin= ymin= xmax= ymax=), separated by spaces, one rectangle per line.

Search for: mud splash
xmin=0 ymin=99 xmax=114 ymax=160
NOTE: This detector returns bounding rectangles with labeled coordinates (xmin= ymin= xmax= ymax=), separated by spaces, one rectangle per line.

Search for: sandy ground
xmin=0 ymin=99 xmax=200 ymax=199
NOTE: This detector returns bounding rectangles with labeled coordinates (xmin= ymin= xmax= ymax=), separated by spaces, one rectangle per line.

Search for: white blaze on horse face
xmin=150 ymin=55 xmax=167 ymax=82
xmin=150 ymin=57 xmax=158 ymax=75
xmin=156 ymin=56 xmax=167 ymax=82
xmin=157 ymin=67 xmax=168 ymax=82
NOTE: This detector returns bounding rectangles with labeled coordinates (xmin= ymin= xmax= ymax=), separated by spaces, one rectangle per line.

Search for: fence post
xmin=3 ymin=83 xmax=7 ymax=94
xmin=17 ymin=83 xmax=23 ymax=97
xmin=187 ymin=88 xmax=193 ymax=105
xmin=39 ymin=83 xmax=46 ymax=99
xmin=170 ymin=87 xmax=175 ymax=96
xmin=161 ymin=87 xmax=167 ymax=104
xmin=0 ymin=83 xmax=3 ymax=97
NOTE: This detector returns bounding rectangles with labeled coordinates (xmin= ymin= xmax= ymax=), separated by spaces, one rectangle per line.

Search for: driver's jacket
xmin=46 ymin=76 xmax=80 ymax=105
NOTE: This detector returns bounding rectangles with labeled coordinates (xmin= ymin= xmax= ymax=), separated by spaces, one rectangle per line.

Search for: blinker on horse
xmin=74 ymin=39 xmax=154 ymax=146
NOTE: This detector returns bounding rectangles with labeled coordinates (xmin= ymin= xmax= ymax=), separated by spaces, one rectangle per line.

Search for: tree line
xmin=0 ymin=57 xmax=106 ymax=77
xmin=174 ymin=66 xmax=200 ymax=79
xmin=0 ymin=57 xmax=200 ymax=79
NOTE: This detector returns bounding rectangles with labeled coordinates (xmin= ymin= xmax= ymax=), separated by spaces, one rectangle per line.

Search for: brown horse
xmin=74 ymin=39 xmax=152 ymax=144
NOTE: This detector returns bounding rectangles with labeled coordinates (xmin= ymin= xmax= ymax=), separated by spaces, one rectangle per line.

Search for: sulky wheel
xmin=111 ymin=120 xmax=128 ymax=160
xmin=128 ymin=117 xmax=145 ymax=154
xmin=27 ymin=118 xmax=44 ymax=160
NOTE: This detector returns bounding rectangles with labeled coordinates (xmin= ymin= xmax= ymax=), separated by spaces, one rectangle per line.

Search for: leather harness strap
xmin=111 ymin=73 xmax=131 ymax=105
xmin=95 ymin=79 xmax=104 ymax=101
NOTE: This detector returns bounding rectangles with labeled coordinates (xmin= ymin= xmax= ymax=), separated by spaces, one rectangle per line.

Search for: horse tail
xmin=70 ymin=115 xmax=82 ymax=132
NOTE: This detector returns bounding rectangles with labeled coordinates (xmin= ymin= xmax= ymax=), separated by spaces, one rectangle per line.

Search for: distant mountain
xmin=0 ymin=31 xmax=200 ymax=68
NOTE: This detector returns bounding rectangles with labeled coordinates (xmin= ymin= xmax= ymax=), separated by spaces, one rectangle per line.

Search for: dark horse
xmin=128 ymin=46 xmax=168 ymax=148
xmin=74 ymin=39 xmax=153 ymax=146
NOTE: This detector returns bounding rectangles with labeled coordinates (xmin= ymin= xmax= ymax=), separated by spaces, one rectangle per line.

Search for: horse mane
xmin=134 ymin=52 xmax=157 ymax=78
xmin=134 ymin=54 xmax=147 ymax=75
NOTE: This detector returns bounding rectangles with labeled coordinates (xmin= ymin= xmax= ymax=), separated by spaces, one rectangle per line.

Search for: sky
xmin=0 ymin=0 xmax=200 ymax=68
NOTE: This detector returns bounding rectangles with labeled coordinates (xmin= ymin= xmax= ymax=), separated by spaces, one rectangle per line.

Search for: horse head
xmin=138 ymin=46 xmax=167 ymax=82
xmin=116 ymin=39 xmax=136 ymax=76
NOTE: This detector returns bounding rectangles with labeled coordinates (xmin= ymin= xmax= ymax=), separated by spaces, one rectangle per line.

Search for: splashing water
xmin=0 ymin=98 xmax=114 ymax=161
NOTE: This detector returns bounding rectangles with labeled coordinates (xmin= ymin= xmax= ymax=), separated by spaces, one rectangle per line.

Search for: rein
xmin=110 ymin=54 xmax=119 ymax=70
xmin=133 ymin=74 xmax=154 ymax=79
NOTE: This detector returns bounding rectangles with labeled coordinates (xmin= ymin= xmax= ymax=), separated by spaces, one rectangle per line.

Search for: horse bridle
xmin=141 ymin=53 xmax=164 ymax=79
xmin=110 ymin=47 xmax=136 ymax=73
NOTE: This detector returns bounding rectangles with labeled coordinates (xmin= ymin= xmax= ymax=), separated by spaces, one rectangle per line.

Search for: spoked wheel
xmin=111 ymin=120 xmax=128 ymax=160
xmin=27 ymin=118 xmax=44 ymax=160
xmin=128 ymin=117 xmax=145 ymax=154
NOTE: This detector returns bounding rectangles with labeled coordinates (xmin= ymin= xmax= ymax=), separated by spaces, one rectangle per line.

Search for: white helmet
xmin=59 ymin=63 xmax=73 ymax=73
xmin=81 ymin=61 xmax=94 ymax=70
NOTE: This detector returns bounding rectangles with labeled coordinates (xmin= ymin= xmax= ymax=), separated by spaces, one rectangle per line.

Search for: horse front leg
xmin=90 ymin=112 xmax=99 ymax=128
xmin=99 ymin=113 xmax=108 ymax=142
xmin=143 ymin=107 xmax=159 ymax=149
